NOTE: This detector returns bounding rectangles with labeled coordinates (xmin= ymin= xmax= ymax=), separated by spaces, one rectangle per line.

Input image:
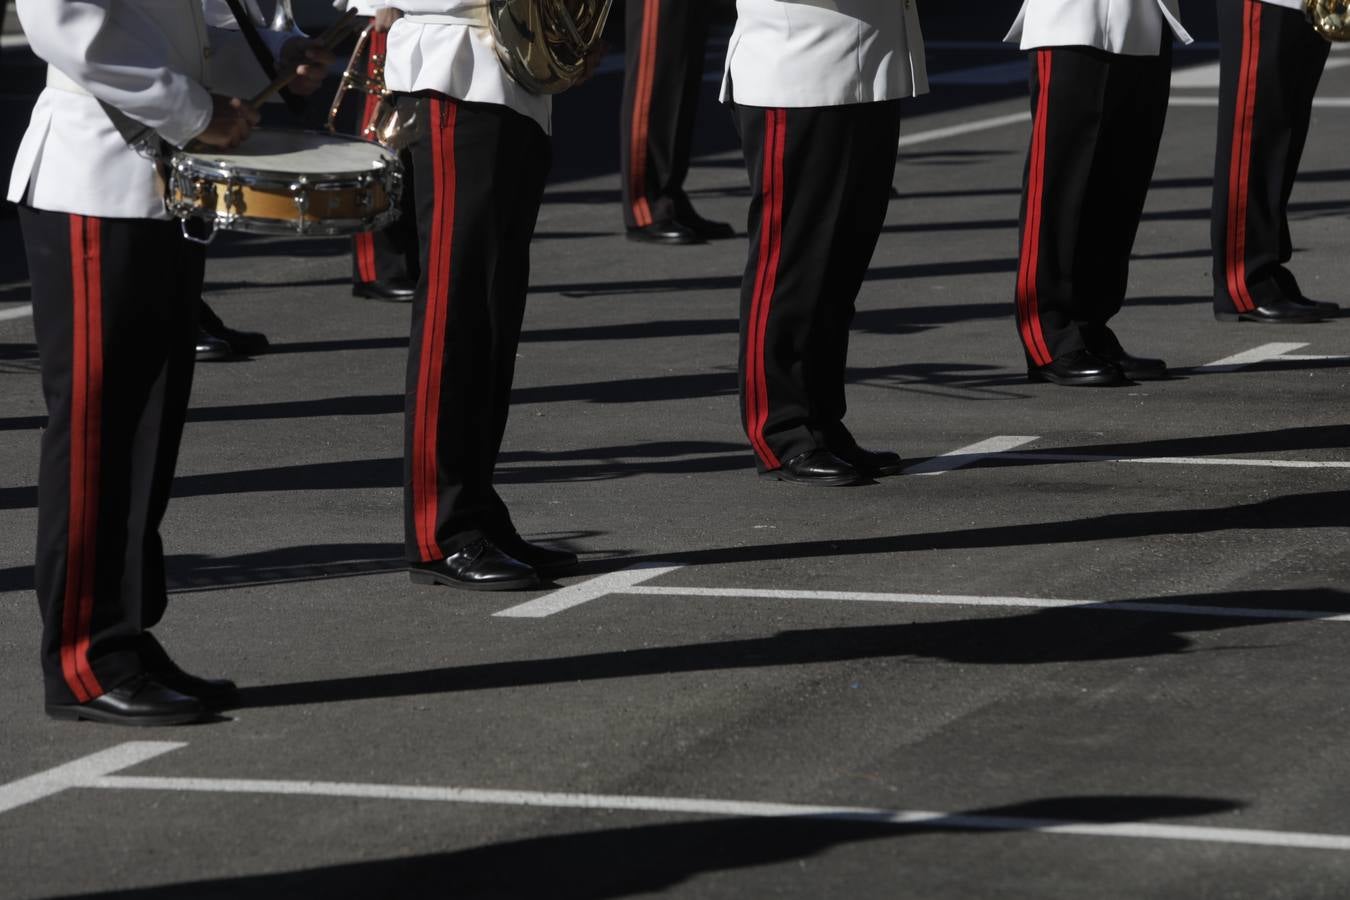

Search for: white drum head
xmin=187 ymin=129 xmax=393 ymax=174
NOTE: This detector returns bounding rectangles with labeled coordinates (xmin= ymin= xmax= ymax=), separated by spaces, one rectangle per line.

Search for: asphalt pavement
xmin=2 ymin=10 xmax=1349 ymax=899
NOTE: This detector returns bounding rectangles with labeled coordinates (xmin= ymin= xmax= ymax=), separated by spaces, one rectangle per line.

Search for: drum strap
xmin=220 ymin=0 xmax=307 ymax=116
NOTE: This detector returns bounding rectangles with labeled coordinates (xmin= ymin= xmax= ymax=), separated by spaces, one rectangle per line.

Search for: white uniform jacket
xmin=1005 ymin=0 xmax=1192 ymax=56
xmin=1260 ymin=0 xmax=1305 ymax=8
xmin=7 ymin=0 xmax=286 ymax=220
xmin=382 ymin=1 xmax=551 ymax=134
xmin=332 ymin=0 xmax=383 ymax=15
xmin=720 ymin=0 xmax=929 ymax=108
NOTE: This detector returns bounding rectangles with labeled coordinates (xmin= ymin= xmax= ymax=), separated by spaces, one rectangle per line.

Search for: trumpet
xmin=269 ymin=0 xmax=296 ymax=31
xmin=1307 ymin=0 xmax=1350 ymax=40
xmin=326 ymin=24 xmax=407 ymax=148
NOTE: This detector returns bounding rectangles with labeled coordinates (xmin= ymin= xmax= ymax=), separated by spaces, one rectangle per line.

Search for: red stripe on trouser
xmin=412 ymin=99 xmax=456 ymax=562
xmin=62 ymin=215 xmax=105 ymax=702
xmin=354 ymin=232 xmax=377 ymax=283
xmin=745 ymin=109 xmax=784 ymax=469
xmin=1016 ymin=49 xmax=1054 ymax=366
xmin=1226 ymin=0 xmax=1262 ymax=312
xmin=628 ymin=0 xmax=661 ymax=227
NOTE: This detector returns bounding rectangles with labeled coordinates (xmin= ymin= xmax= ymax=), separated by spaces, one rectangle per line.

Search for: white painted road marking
xmin=1172 ymin=56 xmax=1350 ymax=89
xmin=0 ymin=304 xmax=33 ymax=323
xmin=1171 ymin=96 xmax=1350 ymax=108
xmin=74 ymin=771 xmax=1350 ymax=852
xmin=501 ymin=566 xmax=1350 ymax=625
xmin=901 ymin=436 xmax=1040 ymax=476
xmin=1203 ymin=343 xmax=1348 ymax=372
xmin=624 ymin=585 xmax=1350 ymax=623
xmin=898 ymin=112 xmax=1031 ymax=149
xmin=0 ymin=742 xmax=185 ymax=815
xmin=1000 ymin=453 xmax=1350 ymax=470
xmin=494 ymin=562 xmax=683 ymax=618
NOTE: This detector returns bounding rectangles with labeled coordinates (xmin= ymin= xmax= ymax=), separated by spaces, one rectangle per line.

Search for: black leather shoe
xmin=150 ymin=663 xmax=237 ymax=708
xmin=46 ymin=674 xmax=207 ymax=726
xmin=1290 ymin=296 xmax=1341 ymax=316
xmin=1028 ymin=349 xmax=1129 ymax=386
xmin=676 ymin=212 xmax=735 ymax=240
xmin=200 ymin=302 xmax=269 ymax=355
xmin=353 ymin=278 xmax=416 ymax=302
xmin=1214 ymin=298 xmax=1327 ymax=323
xmin=1095 ymin=348 xmax=1167 ymax=381
xmin=760 ymin=448 xmax=864 ymax=486
xmin=832 ymin=445 xmax=903 ymax=477
xmin=492 ymin=533 xmax=579 ymax=576
xmin=626 ymin=221 xmax=705 ymax=245
xmin=408 ymin=538 xmax=539 ymax=590
xmin=196 ymin=329 xmax=233 ymax=362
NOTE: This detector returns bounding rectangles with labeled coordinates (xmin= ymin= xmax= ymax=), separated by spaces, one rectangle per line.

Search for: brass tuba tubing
xmin=1306 ymin=0 xmax=1350 ymax=40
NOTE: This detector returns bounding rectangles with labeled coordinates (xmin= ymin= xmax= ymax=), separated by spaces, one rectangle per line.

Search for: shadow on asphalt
xmin=45 ymin=795 xmax=1241 ymax=899
xmin=223 ymin=588 xmax=1349 ymax=711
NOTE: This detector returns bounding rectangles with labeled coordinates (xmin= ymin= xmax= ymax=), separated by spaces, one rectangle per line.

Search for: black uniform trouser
xmin=402 ymin=95 xmax=550 ymax=561
xmin=350 ymin=27 xmax=420 ymax=287
xmin=734 ymin=101 xmax=900 ymax=472
xmin=21 ymin=208 xmax=202 ymax=705
xmin=1212 ymin=0 xmax=1329 ymax=313
xmin=620 ymin=0 xmax=711 ymax=229
xmin=1014 ymin=43 xmax=1171 ymax=366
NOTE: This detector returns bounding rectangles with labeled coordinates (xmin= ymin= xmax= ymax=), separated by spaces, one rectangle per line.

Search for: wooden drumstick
xmin=247 ymin=8 xmax=360 ymax=111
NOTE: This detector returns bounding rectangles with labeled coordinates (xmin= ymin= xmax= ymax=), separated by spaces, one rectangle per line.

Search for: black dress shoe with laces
xmin=353 ymin=278 xmax=417 ymax=302
xmin=831 ymin=445 xmax=903 ymax=477
xmin=492 ymin=533 xmax=579 ymax=576
xmin=46 ymin=674 xmax=207 ymax=726
xmin=409 ymin=538 xmax=539 ymax=590
xmin=1214 ymin=298 xmax=1327 ymax=323
xmin=626 ymin=221 xmax=704 ymax=245
xmin=761 ymin=448 xmax=864 ymax=486
xmin=1028 ymin=349 xmax=1129 ymax=386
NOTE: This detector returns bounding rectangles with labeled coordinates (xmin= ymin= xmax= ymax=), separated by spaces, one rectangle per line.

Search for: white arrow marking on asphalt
xmin=901 ymin=436 xmax=1040 ymax=476
xmin=494 ymin=562 xmax=683 ymax=618
xmin=81 ymin=773 xmax=1350 ymax=852
xmin=0 ymin=742 xmax=185 ymax=815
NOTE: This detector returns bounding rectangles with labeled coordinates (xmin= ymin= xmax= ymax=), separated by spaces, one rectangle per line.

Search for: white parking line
xmin=72 ymin=769 xmax=1350 ymax=852
xmin=1001 ymin=453 xmax=1350 ymax=470
xmin=1170 ymin=96 xmax=1350 ymax=108
xmin=901 ymin=436 xmax=1040 ymax=475
xmin=0 ymin=742 xmax=184 ymax=815
xmin=494 ymin=563 xmax=682 ymax=618
xmin=0 ymin=304 xmax=33 ymax=323
xmin=1203 ymin=343 xmax=1347 ymax=372
xmin=898 ymin=112 xmax=1031 ymax=149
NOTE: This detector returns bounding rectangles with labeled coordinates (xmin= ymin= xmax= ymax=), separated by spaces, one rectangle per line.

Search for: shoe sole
xmin=624 ymin=233 xmax=705 ymax=246
xmin=45 ymin=705 xmax=206 ymax=727
xmin=408 ymin=569 xmax=540 ymax=591
xmin=1026 ymin=370 xmax=1130 ymax=387
xmin=1213 ymin=311 xmax=1324 ymax=324
xmin=758 ymin=470 xmax=865 ymax=487
xmin=352 ymin=288 xmax=414 ymax=303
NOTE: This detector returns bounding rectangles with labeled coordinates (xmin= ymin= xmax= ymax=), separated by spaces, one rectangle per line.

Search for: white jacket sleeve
xmin=15 ymin=0 xmax=212 ymax=148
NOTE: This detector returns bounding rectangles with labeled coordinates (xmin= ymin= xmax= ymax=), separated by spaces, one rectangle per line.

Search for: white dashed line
xmin=901 ymin=436 xmax=1040 ymax=476
xmin=1203 ymin=343 xmax=1347 ymax=372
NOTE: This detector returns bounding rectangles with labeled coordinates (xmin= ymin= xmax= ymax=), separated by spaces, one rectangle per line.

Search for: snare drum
xmin=166 ymin=129 xmax=401 ymax=239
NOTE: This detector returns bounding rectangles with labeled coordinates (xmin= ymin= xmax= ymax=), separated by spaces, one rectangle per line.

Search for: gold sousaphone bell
xmin=1307 ymin=0 xmax=1350 ymax=40
xmin=327 ymin=0 xmax=613 ymax=147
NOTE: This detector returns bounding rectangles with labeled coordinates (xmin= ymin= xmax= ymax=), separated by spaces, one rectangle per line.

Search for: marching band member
xmin=1009 ymin=0 xmax=1191 ymax=386
xmin=620 ymin=0 xmax=734 ymax=244
xmin=8 ymin=0 xmax=329 ymax=725
xmin=334 ymin=0 xmax=421 ymax=302
xmin=382 ymin=3 xmax=581 ymax=589
xmin=722 ymin=0 xmax=925 ymax=485
xmin=1212 ymin=0 xmax=1337 ymax=323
